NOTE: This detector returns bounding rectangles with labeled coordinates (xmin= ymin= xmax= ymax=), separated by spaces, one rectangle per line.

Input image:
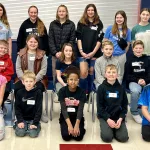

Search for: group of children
xmin=0 ymin=1 xmax=150 ymax=144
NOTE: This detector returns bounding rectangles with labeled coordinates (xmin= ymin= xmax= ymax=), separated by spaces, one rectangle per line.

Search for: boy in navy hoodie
xmin=14 ymin=70 xmax=42 ymax=138
xmin=97 ymin=64 xmax=128 ymax=143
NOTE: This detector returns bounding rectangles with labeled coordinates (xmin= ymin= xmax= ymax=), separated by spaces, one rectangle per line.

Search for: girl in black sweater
xmin=17 ymin=5 xmax=49 ymax=55
xmin=48 ymin=5 xmax=76 ymax=84
xmin=76 ymin=4 xmax=104 ymax=94
xmin=58 ymin=67 xmax=86 ymax=141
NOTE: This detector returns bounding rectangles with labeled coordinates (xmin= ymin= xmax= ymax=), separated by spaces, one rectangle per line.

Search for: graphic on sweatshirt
xmin=132 ymin=61 xmax=145 ymax=72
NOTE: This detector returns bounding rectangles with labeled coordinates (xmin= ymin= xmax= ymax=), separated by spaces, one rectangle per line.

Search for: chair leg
xmin=92 ymin=92 xmax=95 ymax=122
xmin=45 ymin=91 xmax=48 ymax=116
xmin=50 ymin=91 xmax=54 ymax=121
xmin=87 ymin=92 xmax=92 ymax=112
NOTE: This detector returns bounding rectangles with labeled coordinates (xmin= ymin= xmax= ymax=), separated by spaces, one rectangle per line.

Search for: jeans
xmin=14 ymin=120 xmax=41 ymax=138
xmin=129 ymin=82 xmax=142 ymax=115
xmin=0 ymin=108 xmax=5 ymax=141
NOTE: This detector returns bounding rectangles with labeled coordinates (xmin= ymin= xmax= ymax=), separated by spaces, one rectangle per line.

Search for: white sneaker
xmin=132 ymin=114 xmax=142 ymax=124
xmin=53 ymin=93 xmax=59 ymax=103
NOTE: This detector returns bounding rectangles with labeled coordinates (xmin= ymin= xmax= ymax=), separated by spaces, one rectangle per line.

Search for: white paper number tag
xmin=132 ymin=62 xmax=139 ymax=66
xmin=67 ymin=107 xmax=75 ymax=112
xmin=26 ymin=28 xmax=32 ymax=32
xmin=91 ymin=26 xmax=98 ymax=30
xmin=146 ymin=30 xmax=150 ymax=33
xmin=109 ymin=93 xmax=117 ymax=98
xmin=0 ymin=61 xmax=4 ymax=65
xmin=27 ymin=100 xmax=35 ymax=105
xmin=30 ymin=56 xmax=35 ymax=61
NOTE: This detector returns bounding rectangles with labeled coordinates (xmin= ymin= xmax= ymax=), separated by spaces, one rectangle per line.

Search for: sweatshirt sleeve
xmin=3 ymin=58 xmax=14 ymax=81
xmin=116 ymin=61 xmax=123 ymax=84
xmin=68 ymin=22 xmax=76 ymax=45
xmin=15 ymin=93 xmax=24 ymax=123
xmin=48 ymin=22 xmax=57 ymax=56
xmin=95 ymin=59 xmax=105 ymax=85
xmin=59 ymin=88 xmax=69 ymax=120
xmin=17 ymin=22 xmax=25 ymax=52
xmin=16 ymin=55 xmax=24 ymax=80
xmin=76 ymin=22 xmax=83 ymax=40
xmin=97 ymin=85 xmax=110 ymax=121
xmin=33 ymin=90 xmax=42 ymax=126
xmin=119 ymin=89 xmax=128 ymax=119
xmin=144 ymin=58 xmax=150 ymax=84
xmin=36 ymin=55 xmax=47 ymax=81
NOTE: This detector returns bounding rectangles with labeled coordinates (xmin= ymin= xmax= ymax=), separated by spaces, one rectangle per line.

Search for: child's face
xmin=57 ymin=7 xmax=67 ymax=20
xmin=140 ymin=11 xmax=150 ymax=23
xmin=67 ymin=73 xmax=79 ymax=90
xmin=133 ymin=44 xmax=144 ymax=57
xmin=105 ymin=68 xmax=118 ymax=82
xmin=22 ymin=78 xmax=36 ymax=91
xmin=26 ymin=37 xmax=38 ymax=50
xmin=0 ymin=44 xmax=8 ymax=56
xmin=102 ymin=45 xmax=113 ymax=57
xmin=64 ymin=46 xmax=73 ymax=59
xmin=0 ymin=7 xmax=3 ymax=18
xmin=28 ymin=7 xmax=38 ymax=22
xmin=87 ymin=6 xmax=95 ymax=19
xmin=115 ymin=14 xmax=124 ymax=25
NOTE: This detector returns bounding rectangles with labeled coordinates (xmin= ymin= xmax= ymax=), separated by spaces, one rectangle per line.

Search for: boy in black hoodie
xmin=97 ymin=64 xmax=128 ymax=143
xmin=126 ymin=40 xmax=150 ymax=124
xmin=14 ymin=70 xmax=42 ymax=138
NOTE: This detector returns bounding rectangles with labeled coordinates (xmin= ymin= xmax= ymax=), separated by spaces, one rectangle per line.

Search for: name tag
xmin=26 ymin=28 xmax=32 ymax=32
xmin=27 ymin=100 xmax=35 ymax=105
xmin=0 ymin=61 xmax=4 ymax=65
xmin=91 ymin=26 xmax=97 ymax=30
xmin=132 ymin=62 xmax=139 ymax=66
xmin=109 ymin=93 xmax=117 ymax=98
xmin=67 ymin=107 xmax=75 ymax=112
xmin=29 ymin=56 xmax=35 ymax=61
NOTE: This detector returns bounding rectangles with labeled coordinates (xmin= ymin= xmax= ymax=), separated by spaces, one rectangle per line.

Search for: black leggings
xmin=142 ymin=125 xmax=150 ymax=142
xmin=59 ymin=117 xmax=86 ymax=141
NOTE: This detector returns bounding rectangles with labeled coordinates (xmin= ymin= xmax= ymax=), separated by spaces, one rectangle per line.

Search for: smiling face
xmin=133 ymin=44 xmax=144 ymax=57
xmin=63 ymin=45 xmax=73 ymax=59
xmin=87 ymin=6 xmax=95 ymax=19
xmin=0 ymin=44 xmax=8 ymax=57
xmin=140 ymin=10 xmax=150 ymax=23
xmin=105 ymin=68 xmax=118 ymax=83
xmin=67 ymin=73 xmax=79 ymax=91
xmin=57 ymin=6 xmax=67 ymax=20
xmin=0 ymin=6 xmax=3 ymax=18
xmin=26 ymin=37 xmax=38 ymax=50
xmin=28 ymin=7 xmax=38 ymax=22
xmin=102 ymin=45 xmax=114 ymax=57
xmin=115 ymin=14 xmax=124 ymax=25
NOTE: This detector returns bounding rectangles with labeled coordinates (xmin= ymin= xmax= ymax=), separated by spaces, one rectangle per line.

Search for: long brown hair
xmin=26 ymin=34 xmax=39 ymax=50
xmin=0 ymin=3 xmax=10 ymax=28
xmin=80 ymin=4 xmax=100 ymax=25
xmin=112 ymin=10 xmax=128 ymax=37
xmin=28 ymin=6 xmax=45 ymax=36
xmin=60 ymin=43 xmax=76 ymax=62
xmin=56 ymin=5 xmax=69 ymax=20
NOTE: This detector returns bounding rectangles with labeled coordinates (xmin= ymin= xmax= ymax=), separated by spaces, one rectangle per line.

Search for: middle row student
xmin=95 ymin=40 xmax=122 ymax=90
xmin=14 ymin=34 xmax=48 ymax=123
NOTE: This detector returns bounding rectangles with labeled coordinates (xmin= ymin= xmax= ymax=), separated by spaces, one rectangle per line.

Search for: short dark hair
xmin=133 ymin=40 xmax=144 ymax=49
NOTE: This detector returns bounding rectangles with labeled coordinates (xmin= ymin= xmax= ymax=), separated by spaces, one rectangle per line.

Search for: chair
xmin=87 ymin=82 xmax=96 ymax=122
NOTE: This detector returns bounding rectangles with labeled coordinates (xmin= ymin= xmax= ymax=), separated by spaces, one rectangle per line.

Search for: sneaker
xmin=53 ymin=93 xmax=59 ymax=103
xmin=41 ymin=112 xmax=49 ymax=123
xmin=132 ymin=114 xmax=142 ymax=124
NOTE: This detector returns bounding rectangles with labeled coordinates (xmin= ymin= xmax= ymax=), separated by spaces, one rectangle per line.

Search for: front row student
xmin=138 ymin=85 xmax=150 ymax=142
xmin=97 ymin=64 xmax=128 ymax=142
xmin=14 ymin=70 xmax=42 ymax=138
xmin=58 ymin=66 xmax=86 ymax=141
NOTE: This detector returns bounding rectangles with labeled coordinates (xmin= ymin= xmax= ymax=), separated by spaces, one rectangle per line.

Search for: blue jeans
xmin=14 ymin=120 xmax=41 ymax=138
xmin=129 ymin=82 xmax=142 ymax=115
xmin=78 ymin=57 xmax=95 ymax=67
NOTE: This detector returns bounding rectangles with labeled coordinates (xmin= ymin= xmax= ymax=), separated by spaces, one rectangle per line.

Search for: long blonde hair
xmin=28 ymin=6 xmax=45 ymax=36
xmin=0 ymin=3 xmax=10 ymax=28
